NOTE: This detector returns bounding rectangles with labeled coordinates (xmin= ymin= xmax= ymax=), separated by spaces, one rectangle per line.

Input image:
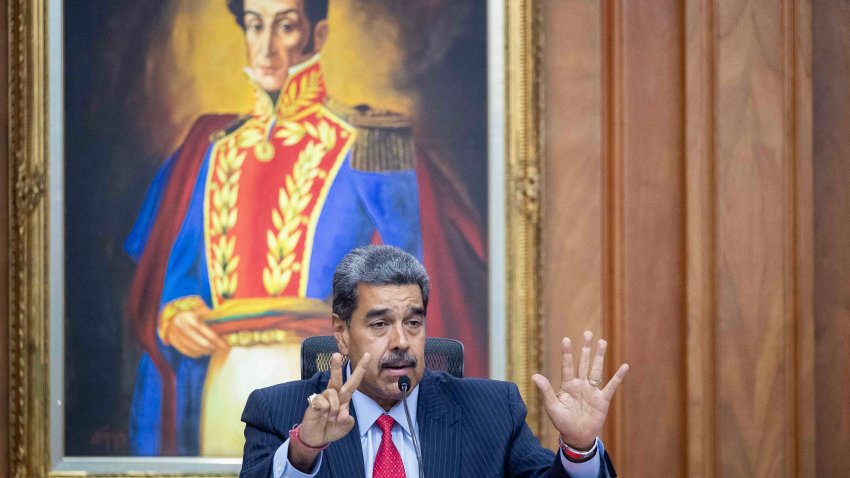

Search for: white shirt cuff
xmin=559 ymin=437 xmax=603 ymax=478
xmin=271 ymin=438 xmax=323 ymax=478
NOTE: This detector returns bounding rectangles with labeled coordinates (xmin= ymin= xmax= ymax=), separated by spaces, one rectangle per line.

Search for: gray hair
xmin=332 ymin=245 xmax=430 ymax=326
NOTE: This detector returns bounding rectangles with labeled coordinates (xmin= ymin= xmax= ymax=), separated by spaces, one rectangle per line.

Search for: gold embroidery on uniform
xmin=233 ymin=121 xmax=275 ymax=163
xmin=275 ymin=117 xmax=337 ymax=155
xmin=278 ymin=69 xmax=323 ymax=120
xmin=262 ymin=119 xmax=338 ymax=295
xmin=209 ymin=137 xmax=245 ymax=300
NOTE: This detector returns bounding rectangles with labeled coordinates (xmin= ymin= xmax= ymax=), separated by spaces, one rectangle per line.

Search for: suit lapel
xmin=325 ymin=424 xmax=365 ymax=478
xmin=417 ymin=371 xmax=460 ymax=478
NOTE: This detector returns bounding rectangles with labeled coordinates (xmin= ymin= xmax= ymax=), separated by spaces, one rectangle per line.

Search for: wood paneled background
xmin=542 ymin=0 xmax=847 ymax=476
xmin=2 ymin=0 xmax=849 ymax=476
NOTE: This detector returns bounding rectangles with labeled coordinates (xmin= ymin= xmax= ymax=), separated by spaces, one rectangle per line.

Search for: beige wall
xmin=542 ymin=0 xmax=847 ymax=476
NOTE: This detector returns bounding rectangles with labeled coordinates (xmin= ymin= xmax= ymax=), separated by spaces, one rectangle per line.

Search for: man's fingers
xmin=196 ymin=321 xmax=229 ymax=350
xmin=170 ymin=336 xmax=205 ymax=358
xmin=560 ymin=337 xmax=575 ymax=384
xmin=588 ymin=339 xmax=607 ymax=383
xmin=577 ymin=331 xmax=593 ymax=379
xmin=170 ymin=313 xmax=217 ymax=354
xmin=337 ymin=406 xmax=353 ymax=428
xmin=341 ymin=353 xmax=371 ymax=396
xmin=328 ymin=353 xmax=344 ymax=390
xmin=171 ymin=333 xmax=212 ymax=358
xmin=602 ymin=363 xmax=630 ymax=401
xmin=306 ymin=391 xmax=330 ymax=416
xmin=182 ymin=327 xmax=216 ymax=352
xmin=324 ymin=388 xmax=340 ymax=422
xmin=531 ymin=374 xmax=562 ymax=417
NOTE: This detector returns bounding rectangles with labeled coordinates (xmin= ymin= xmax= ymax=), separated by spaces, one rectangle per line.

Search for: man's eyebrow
xmin=407 ymin=306 xmax=425 ymax=317
xmin=274 ymin=9 xmax=300 ymax=18
xmin=243 ymin=8 xmax=300 ymax=18
xmin=364 ymin=308 xmax=391 ymax=320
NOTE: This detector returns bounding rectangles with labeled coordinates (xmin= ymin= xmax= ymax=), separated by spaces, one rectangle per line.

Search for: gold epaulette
xmin=324 ymin=97 xmax=415 ymax=172
xmin=208 ymin=115 xmax=251 ymax=143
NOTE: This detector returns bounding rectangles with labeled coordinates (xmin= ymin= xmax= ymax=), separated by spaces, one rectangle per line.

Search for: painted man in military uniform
xmin=125 ymin=0 xmax=423 ymax=456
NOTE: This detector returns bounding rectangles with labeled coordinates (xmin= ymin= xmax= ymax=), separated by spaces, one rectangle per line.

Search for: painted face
xmin=243 ymin=0 xmax=313 ymax=93
xmin=335 ymin=284 xmax=427 ymax=410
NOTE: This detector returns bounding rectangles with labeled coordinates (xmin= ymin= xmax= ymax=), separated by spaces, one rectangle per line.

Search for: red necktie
xmin=373 ymin=414 xmax=406 ymax=477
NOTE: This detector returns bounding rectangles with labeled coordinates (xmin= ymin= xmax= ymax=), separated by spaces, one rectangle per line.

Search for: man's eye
xmin=247 ymin=23 xmax=262 ymax=32
xmin=406 ymin=320 xmax=422 ymax=328
xmin=279 ymin=22 xmax=295 ymax=33
xmin=370 ymin=321 xmax=387 ymax=329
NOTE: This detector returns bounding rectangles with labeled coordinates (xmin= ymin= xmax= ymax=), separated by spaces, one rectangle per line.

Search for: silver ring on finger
xmin=587 ymin=378 xmax=602 ymax=388
xmin=307 ymin=393 xmax=320 ymax=410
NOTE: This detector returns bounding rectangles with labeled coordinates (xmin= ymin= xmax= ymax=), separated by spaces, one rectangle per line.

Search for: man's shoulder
xmin=253 ymin=372 xmax=329 ymax=401
xmin=187 ymin=114 xmax=247 ymax=145
xmin=425 ymin=370 xmax=519 ymax=403
xmin=322 ymin=97 xmax=415 ymax=172
xmin=422 ymin=371 xmax=523 ymax=432
xmin=427 ymin=369 xmax=516 ymax=388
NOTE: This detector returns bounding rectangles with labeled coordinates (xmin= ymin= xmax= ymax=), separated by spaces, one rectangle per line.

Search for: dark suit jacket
xmin=240 ymin=370 xmax=617 ymax=477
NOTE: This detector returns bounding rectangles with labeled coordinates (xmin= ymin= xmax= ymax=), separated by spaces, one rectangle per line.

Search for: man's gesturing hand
xmin=289 ymin=352 xmax=371 ymax=471
xmin=531 ymin=331 xmax=629 ymax=451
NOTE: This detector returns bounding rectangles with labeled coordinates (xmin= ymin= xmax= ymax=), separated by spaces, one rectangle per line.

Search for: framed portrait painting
xmin=7 ymin=0 xmax=543 ymax=475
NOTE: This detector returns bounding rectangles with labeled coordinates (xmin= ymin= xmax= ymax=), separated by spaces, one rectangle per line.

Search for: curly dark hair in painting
xmin=228 ymin=1 xmax=328 ymax=36
xmin=227 ymin=0 xmax=328 ymax=53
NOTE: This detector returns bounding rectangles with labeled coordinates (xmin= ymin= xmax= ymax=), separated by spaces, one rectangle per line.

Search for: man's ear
xmin=332 ymin=313 xmax=349 ymax=355
xmin=312 ymin=19 xmax=329 ymax=52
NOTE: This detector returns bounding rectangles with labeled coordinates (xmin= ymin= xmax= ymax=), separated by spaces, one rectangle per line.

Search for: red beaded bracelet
xmin=289 ymin=424 xmax=329 ymax=451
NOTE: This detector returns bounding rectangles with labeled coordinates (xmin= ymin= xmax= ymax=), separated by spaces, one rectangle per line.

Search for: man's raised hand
xmin=531 ymin=331 xmax=629 ymax=451
xmin=289 ymin=352 xmax=371 ymax=471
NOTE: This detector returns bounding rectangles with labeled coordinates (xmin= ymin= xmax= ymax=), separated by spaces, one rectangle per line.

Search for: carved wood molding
xmin=8 ymin=0 xmax=49 ymax=476
xmin=505 ymin=0 xmax=544 ymax=436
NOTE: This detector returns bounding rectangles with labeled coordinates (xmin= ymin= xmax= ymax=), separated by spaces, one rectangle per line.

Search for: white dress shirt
xmin=272 ymin=376 xmax=602 ymax=478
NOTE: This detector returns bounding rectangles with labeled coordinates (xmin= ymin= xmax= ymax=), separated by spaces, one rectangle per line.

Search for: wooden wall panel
xmin=541 ymin=0 xmax=605 ymax=449
xmin=543 ymin=0 xmax=688 ymax=473
xmin=813 ymin=0 xmax=850 ymax=476
xmin=714 ymin=0 xmax=795 ymax=475
xmin=617 ymin=0 xmax=686 ymax=474
xmin=712 ymin=0 xmax=814 ymax=475
xmin=543 ymin=0 xmax=815 ymax=476
xmin=684 ymin=0 xmax=718 ymax=476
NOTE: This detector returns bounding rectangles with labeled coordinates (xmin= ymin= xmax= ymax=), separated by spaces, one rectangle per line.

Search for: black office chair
xmin=300 ymin=335 xmax=465 ymax=379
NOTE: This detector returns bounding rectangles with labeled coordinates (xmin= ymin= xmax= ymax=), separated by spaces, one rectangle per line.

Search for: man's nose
xmin=261 ymin=29 xmax=277 ymax=58
xmin=389 ymin=323 xmax=410 ymax=350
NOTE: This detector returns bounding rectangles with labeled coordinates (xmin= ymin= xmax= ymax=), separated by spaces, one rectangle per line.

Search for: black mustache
xmin=379 ymin=351 xmax=418 ymax=369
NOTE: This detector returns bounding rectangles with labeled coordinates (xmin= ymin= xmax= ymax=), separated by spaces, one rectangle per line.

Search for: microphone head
xmin=397 ymin=376 xmax=411 ymax=391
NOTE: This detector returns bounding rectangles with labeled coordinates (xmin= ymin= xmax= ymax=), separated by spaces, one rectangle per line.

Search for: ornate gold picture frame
xmin=7 ymin=0 xmax=541 ymax=475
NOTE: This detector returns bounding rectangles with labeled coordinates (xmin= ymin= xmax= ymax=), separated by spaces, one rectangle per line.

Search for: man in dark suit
xmin=240 ymin=245 xmax=629 ymax=477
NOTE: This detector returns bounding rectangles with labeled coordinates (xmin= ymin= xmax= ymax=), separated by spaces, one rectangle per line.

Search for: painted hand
xmin=165 ymin=310 xmax=228 ymax=358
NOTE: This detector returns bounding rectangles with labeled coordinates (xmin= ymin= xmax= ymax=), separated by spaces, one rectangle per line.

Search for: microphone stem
xmin=401 ymin=384 xmax=424 ymax=478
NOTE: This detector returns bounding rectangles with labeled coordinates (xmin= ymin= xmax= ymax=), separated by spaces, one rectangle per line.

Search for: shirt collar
xmin=347 ymin=364 xmax=420 ymax=438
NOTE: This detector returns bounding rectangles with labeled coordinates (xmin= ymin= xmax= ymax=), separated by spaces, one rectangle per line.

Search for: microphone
xmin=398 ymin=376 xmax=424 ymax=478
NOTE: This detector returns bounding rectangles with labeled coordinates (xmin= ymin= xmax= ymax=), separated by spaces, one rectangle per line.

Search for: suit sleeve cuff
xmin=559 ymin=437 xmax=603 ymax=478
xmin=272 ymin=438 xmax=323 ymax=478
